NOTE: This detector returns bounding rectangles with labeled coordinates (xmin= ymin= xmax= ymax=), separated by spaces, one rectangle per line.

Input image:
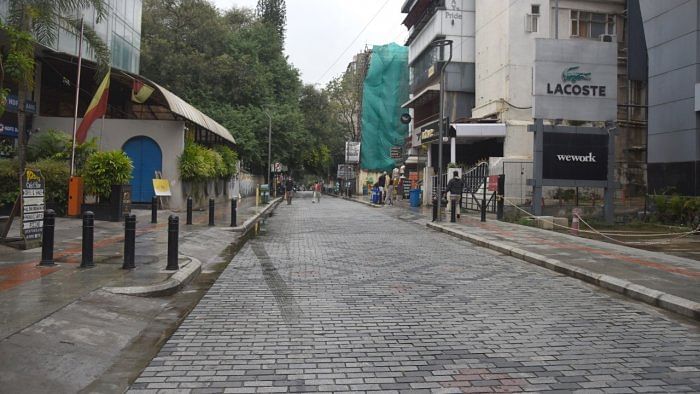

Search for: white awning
xmin=404 ymin=155 xmax=427 ymax=164
xmin=152 ymin=81 xmax=235 ymax=144
xmin=401 ymin=84 xmax=439 ymax=108
xmin=450 ymin=123 xmax=506 ymax=140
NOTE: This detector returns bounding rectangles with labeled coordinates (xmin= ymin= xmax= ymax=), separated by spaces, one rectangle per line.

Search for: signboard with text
xmin=21 ymin=169 xmax=45 ymax=242
xmin=542 ymin=132 xmax=608 ymax=181
xmin=337 ymin=164 xmax=355 ymax=179
xmin=345 ymin=141 xmax=360 ymax=164
xmin=533 ymin=39 xmax=617 ymax=121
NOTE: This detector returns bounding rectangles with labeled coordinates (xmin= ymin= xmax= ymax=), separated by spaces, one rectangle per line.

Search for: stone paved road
xmin=130 ymin=195 xmax=700 ymax=393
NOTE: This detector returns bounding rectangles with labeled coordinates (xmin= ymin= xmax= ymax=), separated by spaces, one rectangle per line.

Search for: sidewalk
xmin=345 ymin=193 xmax=700 ymax=320
xmin=0 ymin=197 xmax=280 ymax=393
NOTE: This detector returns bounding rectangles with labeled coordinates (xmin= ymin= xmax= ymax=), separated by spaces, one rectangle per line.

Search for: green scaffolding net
xmin=360 ymin=43 xmax=409 ymax=172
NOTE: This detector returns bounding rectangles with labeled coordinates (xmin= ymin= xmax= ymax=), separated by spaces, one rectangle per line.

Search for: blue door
xmin=123 ymin=136 xmax=162 ymax=203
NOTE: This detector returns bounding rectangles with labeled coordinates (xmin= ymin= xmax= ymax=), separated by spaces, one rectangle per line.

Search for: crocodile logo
xmin=561 ymin=66 xmax=591 ymax=83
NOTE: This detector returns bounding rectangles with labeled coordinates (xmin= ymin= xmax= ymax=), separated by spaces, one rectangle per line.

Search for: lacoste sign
xmin=546 ymin=66 xmax=607 ymax=97
xmin=533 ymin=39 xmax=617 ymax=122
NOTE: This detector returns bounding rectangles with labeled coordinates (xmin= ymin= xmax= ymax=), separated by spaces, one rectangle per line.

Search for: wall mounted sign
xmin=542 ymin=132 xmax=608 ymax=181
xmin=533 ymin=39 xmax=617 ymax=121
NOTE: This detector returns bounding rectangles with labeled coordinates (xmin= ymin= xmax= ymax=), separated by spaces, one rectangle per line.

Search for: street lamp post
xmin=432 ymin=39 xmax=453 ymax=222
xmin=263 ymin=110 xmax=272 ymax=192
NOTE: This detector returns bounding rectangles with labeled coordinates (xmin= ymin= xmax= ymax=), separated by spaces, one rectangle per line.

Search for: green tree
xmin=255 ymin=0 xmax=286 ymax=41
xmin=1 ymin=0 xmax=110 ymax=195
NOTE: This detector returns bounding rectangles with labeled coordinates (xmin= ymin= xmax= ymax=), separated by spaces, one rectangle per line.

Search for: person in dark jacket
xmin=443 ymin=171 xmax=463 ymax=222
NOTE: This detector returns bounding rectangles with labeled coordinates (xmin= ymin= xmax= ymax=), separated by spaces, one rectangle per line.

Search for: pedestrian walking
xmin=313 ymin=181 xmax=322 ymax=203
xmin=285 ymin=178 xmax=294 ymax=205
xmin=378 ymin=171 xmax=387 ymax=204
xmin=385 ymin=175 xmax=394 ymax=205
xmin=443 ymin=170 xmax=464 ymax=222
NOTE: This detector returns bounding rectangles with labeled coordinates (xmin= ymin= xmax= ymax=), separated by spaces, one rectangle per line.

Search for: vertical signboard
xmin=21 ymin=169 xmax=45 ymax=243
xmin=345 ymin=141 xmax=361 ymax=164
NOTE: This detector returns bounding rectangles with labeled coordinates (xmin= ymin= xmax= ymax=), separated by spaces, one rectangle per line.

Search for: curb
xmin=230 ymin=198 xmax=283 ymax=233
xmin=103 ymin=256 xmax=202 ymax=297
xmin=427 ymin=222 xmax=700 ymax=320
xmin=341 ymin=196 xmax=381 ymax=208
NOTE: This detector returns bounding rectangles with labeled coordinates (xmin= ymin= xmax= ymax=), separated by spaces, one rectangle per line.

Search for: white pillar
xmin=450 ymin=137 xmax=456 ymax=163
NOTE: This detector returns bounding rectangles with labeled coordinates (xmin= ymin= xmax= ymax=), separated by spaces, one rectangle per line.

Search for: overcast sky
xmin=210 ymin=0 xmax=408 ymax=87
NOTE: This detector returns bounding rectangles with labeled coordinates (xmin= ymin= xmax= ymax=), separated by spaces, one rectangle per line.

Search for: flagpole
xmin=70 ymin=18 xmax=84 ymax=176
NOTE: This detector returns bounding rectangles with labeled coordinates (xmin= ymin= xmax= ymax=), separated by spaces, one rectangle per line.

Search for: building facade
xmin=639 ymin=0 xmax=700 ymax=196
xmin=471 ymin=0 xmax=647 ymax=204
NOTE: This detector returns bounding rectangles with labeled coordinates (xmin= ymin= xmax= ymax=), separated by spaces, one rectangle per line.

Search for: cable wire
xmin=315 ymin=0 xmax=392 ymax=85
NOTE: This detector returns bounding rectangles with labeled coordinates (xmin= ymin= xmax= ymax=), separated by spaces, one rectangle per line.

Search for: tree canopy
xmin=141 ymin=0 xmax=342 ymax=179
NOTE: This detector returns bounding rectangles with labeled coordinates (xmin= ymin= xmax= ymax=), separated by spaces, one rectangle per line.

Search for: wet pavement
xmin=0 ymin=196 xmax=276 ymax=393
xmin=349 ymin=194 xmax=700 ymax=319
xmin=130 ymin=193 xmax=700 ymax=393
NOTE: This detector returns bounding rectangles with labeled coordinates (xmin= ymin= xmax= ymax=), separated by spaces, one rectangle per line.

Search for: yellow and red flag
xmin=76 ymin=70 xmax=110 ymax=144
xmin=131 ymin=79 xmax=154 ymax=103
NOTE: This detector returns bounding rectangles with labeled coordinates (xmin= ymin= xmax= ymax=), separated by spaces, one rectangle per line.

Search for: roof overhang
xmin=450 ymin=123 xmax=506 ymax=141
xmin=402 ymin=84 xmax=439 ymax=108
xmin=149 ymin=81 xmax=234 ymax=144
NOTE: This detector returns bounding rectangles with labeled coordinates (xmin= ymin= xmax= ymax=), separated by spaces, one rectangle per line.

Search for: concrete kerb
xmin=427 ymin=222 xmax=700 ymax=320
xmin=230 ymin=197 xmax=284 ymax=233
xmin=101 ymin=198 xmax=284 ymax=298
xmin=341 ymin=196 xmax=382 ymax=208
xmin=103 ymin=256 xmax=202 ymax=297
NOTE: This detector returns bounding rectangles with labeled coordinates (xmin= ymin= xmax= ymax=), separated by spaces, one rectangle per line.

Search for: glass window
xmin=570 ymin=10 xmax=615 ymax=40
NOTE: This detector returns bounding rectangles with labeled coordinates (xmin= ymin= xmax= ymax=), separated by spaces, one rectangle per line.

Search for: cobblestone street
xmin=131 ymin=195 xmax=700 ymax=393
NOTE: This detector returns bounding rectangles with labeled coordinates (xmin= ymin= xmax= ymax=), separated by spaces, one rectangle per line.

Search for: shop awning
xmin=151 ymin=81 xmax=235 ymax=144
xmin=401 ymin=84 xmax=439 ymax=108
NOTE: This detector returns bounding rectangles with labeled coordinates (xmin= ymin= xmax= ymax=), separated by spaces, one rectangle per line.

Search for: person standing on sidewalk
xmin=444 ymin=171 xmax=463 ymax=222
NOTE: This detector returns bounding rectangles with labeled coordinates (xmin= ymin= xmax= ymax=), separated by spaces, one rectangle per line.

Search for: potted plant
xmin=82 ymin=150 xmax=133 ymax=221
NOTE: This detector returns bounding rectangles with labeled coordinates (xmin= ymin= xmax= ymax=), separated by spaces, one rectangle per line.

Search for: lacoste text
xmin=546 ymin=83 xmax=606 ymax=97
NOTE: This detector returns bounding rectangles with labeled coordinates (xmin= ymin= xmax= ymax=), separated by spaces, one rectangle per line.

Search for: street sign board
xmin=21 ymin=169 xmax=44 ymax=242
xmin=345 ymin=141 xmax=360 ymax=164
xmin=390 ymin=146 xmax=402 ymax=159
xmin=337 ymin=164 xmax=355 ymax=179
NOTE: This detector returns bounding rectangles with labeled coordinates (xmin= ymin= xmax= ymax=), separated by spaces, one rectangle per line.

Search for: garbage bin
xmin=409 ymin=189 xmax=422 ymax=207
xmin=371 ymin=187 xmax=380 ymax=204
xmin=260 ymin=184 xmax=270 ymax=204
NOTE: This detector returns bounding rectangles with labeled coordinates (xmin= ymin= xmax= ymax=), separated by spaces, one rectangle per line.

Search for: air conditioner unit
xmin=599 ymin=34 xmax=616 ymax=42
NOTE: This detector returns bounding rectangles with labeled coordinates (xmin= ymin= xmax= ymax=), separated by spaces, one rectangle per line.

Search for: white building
xmin=471 ymin=0 xmax=646 ymax=203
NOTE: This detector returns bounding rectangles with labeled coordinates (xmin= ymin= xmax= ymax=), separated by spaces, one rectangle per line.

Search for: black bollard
xmin=432 ymin=197 xmax=438 ymax=222
xmin=481 ymin=176 xmax=487 ymax=222
xmin=186 ymin=196 xmax=193 ymax=225
xmin=166 ymin=215 xmax=179 ymax=270
xmin=208 ymin=198 xmax=215 ymax=226
xmin=497 ymin=174 xmax=505 ymax=221
xmin=151 ymin=196 xmax=158 ymax=224
xmin=123 ymin=214 xmax=136 ymax=269
xmin=80 ymin=211 xmax=95 ymax=268
xmin=39 ymin=209 xmax=56 ymax=266
xmin=230 ymin=198 xmax=237 ymax=227
xmin=450 ymin=199 xmax=457 ymax=223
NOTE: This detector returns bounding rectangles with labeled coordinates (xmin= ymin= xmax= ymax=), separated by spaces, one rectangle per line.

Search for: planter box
xmin=82 ymin=184 xmax=131 ymax=222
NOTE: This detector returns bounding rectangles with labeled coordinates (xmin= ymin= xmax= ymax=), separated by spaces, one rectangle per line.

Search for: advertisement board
xmin=542 ymin=132 xmax=608 ymax=181
xmin=21 ymin=169 xmax=44 ymax=241
xmin=533 ymin=39 xmax=617 ymax=121
xmin=345 ymin=141 xmax=360 ymax=164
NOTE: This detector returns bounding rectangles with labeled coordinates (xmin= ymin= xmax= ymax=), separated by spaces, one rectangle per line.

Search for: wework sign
xmin=533 ymin=39 xmax=617 ymax=122
xmin=543 ymin=133 xmax=608 ymax=181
